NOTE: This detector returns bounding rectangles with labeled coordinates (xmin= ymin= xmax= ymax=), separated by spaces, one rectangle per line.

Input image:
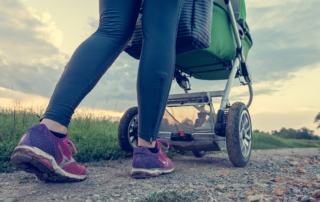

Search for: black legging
xmin=42 ymin=0 xmax=184 ymax=142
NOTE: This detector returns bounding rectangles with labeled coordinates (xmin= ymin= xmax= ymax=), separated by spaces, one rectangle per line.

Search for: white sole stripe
xmin=14 ymin=145 xmax=86 ymax=180
xmin=131 ymin=168 xmax=174 ymax=174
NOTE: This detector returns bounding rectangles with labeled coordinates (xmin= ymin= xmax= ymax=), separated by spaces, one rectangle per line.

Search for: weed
xmin=106 ymin=162 xmax=115 ymax=168
xmin=145 ymin=190 xmax=198 ymax=202
xmin=18 ymin=176 xmax=37 ymax=184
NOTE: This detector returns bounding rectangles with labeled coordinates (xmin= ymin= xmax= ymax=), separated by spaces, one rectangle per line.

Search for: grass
xmin=18 ymin=176 xmax=37 ymax=184
xmin=0 ymin=104 xmax=320 ymax=173
xmin=252 ymin=132 xmax=320 ymax=150
xmin=0 ymin=105 xmax=128 ymax=172
xmin=145 ymin=190 xmax=198 ymax=202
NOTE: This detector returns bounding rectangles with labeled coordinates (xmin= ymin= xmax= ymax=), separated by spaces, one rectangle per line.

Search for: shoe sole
xmin=131 ymin=168 xmax=174 ymax=179
xmin=11 ymin=146 xmax=86 ymax=182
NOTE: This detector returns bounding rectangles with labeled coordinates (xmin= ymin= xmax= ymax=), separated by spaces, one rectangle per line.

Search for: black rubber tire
xmin=118 ymin=107 xmax=138 ymax=153
xmin=192 ymin=151 xmax=206 ymax=158
xmin=225 ymin=102 xmax=252 ymax=167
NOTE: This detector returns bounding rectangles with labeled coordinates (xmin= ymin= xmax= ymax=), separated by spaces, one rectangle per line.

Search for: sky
xmin=0 ymin=0 xmax=319 ymax=134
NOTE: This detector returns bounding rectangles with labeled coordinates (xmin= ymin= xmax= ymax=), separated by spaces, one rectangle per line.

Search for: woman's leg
xmin=12 ymin=0 xmax=142 ymax=182
xmin=137 ymin=0 xmax=184 ymax=144
xmin=42 ymin=0 xmax=142 ymax=132
xmin=132 ymin=0 xmax=185 ymax=178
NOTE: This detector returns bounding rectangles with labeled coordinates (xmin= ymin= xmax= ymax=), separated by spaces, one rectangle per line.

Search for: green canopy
xmin=175 ymin=0 xmax=252 ymax=80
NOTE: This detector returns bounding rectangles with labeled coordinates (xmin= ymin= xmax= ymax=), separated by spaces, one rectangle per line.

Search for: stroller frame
xmin=158 ymin=0 xmax=253 ymax=143
xmin=118 ymin=0 xmax=253 ymax=167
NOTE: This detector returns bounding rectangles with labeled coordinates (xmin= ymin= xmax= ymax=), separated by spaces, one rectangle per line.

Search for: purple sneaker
xmin=11 ymin=124 xmax=86 ymax=182
xmin=131 ymin=139 xmax=174 ymax=179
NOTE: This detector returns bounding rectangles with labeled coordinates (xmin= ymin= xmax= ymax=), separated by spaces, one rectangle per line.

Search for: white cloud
xmin=0 ymin=0 xmax=66 ymax=67
xmin=246 ymin=0 xmax=302 ymax=8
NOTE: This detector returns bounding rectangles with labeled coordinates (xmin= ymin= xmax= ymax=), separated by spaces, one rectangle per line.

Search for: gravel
xmin=0 ymin=148 xmax=319 ymax=202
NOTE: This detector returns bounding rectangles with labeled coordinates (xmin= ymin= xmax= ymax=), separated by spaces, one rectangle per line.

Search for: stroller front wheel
xmin=118 ymin=107 xmax=139 ymax=153
xmin=225 ymin=102 xmax=252 ymax=167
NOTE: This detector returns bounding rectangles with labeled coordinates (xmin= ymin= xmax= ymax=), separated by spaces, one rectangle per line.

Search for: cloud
xmin=247 ymin=0 xmax=320 ymax=82
xmin=0 ymin=0 xmax=66 ymax=67
xmin=0 ymin=0 xmax=68 ymax=98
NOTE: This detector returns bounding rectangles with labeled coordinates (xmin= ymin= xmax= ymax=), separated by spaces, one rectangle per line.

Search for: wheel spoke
xmin=244 ymin=125 xmax=251 ymax=133
xmin=242 ymin=144 xmax=247 ymax=155
xmin=243 ymin=139 xmax=249 ymax=147
xmin=245 ymin=134 xmax=251 ymax=141
xmin=131 ymin=136 xmax=137 ymax=143
xmin=242 ymin=116 xmax=248 ymax=127
xmin=240 ymin=139 xmax=244 ymax=150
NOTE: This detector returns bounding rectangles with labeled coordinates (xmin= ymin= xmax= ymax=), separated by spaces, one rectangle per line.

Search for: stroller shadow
xmin=172 ymin=154 xmax=235 ymax=170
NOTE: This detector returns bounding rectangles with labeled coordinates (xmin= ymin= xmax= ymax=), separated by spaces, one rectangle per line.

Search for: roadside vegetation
xmin=1 ymin=105 xmax=319 ymax=173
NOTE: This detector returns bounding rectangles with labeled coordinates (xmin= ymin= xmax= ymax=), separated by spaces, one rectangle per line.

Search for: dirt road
xmin=1 ymin=148 xmax=320 ymax=202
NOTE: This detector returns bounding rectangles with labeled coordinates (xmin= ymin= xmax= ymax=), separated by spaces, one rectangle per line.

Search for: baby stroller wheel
xmin=225 ymin=102 xmax=252 ymax=167
xmin=192 ymin=151 xmax=206 ymax=158
xmin=118 ymin=107 xmax=138 ymax=153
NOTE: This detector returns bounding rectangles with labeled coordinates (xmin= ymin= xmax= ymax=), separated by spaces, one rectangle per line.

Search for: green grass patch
xmin=145 ymin=190 xmax=198 ymax=202
xmin=0 ymin=106 xmax=128 ymax=172
xmin=252 ymin=132 xmax=320 ymax=149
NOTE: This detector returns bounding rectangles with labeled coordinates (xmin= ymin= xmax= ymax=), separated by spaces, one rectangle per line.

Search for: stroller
xmin=118 ymin=0 xmax=253 ymax=167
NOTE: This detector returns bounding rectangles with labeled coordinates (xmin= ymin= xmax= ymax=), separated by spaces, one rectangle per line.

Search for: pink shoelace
xmin=66 ymin=133 xmax=78 ymax=154
xmin=156 ymin=138 xmax=170 ymax=150
xmin=156 ymin=139 xmax=170 ymax=158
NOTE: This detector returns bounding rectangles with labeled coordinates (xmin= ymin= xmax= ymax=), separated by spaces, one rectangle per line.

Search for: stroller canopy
xmin=175 ymin=0 xmax=253 ymax=80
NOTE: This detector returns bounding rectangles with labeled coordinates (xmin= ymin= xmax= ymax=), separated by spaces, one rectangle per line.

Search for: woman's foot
xmin=131 ymin=139 xmax=173 ymax=179
xmin=11 ymin=124 xmax=86 ymax=182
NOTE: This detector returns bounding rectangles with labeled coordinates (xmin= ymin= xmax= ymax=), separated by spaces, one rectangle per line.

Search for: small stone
xmin=297 ymin=169 xmax=307 ymax=174
xmin=206 ymin=196 xmax=214 ymax=202
xmin=309 ymin=198 xmax=316 ymax=202
xmin=254 ymin=182 xmax=268 ymax=188
xmin=86 ymin=199 xmax=93 ymax=202
xmin=94 ymin=195 xmax=100 ymax=198
xmin=311 ymin=190 xmax=320 ymax=198
xmin=239 ymin=193 xmax=246 ymax=199
xmin=4 ymin=199 xmax=13 ymax=202
xmin=247 ymin=195 xmax=264 ymax=202
xmin=292 ymin=188 xmax=301 ymax=194
xmin=290 ymin=161 xmax=299 ymax=166
xmin=274 ymin=188 xmax=289 ymax=196
xmin=221 ymin=172 xmax=228 ymax=177
xmin=301 ymin=196 xmax=310 ymax=202
xmin=302 ymin=188 xmax=312 ymax=194
xmin=215 ymin=184 xmax=225 ymax=190
xmin=63 ymin=196 xmax=68 ymax=200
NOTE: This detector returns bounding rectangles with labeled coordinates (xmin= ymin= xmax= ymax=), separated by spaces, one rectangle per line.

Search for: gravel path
xmin=0 ymin=148 xmax=320 ymax=202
